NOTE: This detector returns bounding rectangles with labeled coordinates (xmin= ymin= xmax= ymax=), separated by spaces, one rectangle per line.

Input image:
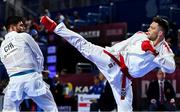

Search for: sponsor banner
xmin=59 ymin=73 xmax=94 ymax=94
xmin=78 ymin=94 xmax=100 ymax=112
xmin=73 ymin=23 xmax=127 ymax=43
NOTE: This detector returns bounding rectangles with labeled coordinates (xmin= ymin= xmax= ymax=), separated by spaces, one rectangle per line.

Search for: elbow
xmin=168 ymin=67 xmax=175 ymax=74
xmin=170 ymin=66 xmax=176 ymax=73
xmin=170 ymin=61 xmax=176 ymax=73
xmin=165 ymin=62 xmax=176 ymax=73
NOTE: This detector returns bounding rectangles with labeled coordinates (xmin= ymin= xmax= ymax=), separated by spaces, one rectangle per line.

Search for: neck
xmin=159 ymin=79 xmax=164 ymax=81
xmin=153 ymin=41 xmax=158 ymax=47
xmin=153 ymin=37 xmax=164 ymax=47
xmin=8 ymin=27 xmax=18 ymax=33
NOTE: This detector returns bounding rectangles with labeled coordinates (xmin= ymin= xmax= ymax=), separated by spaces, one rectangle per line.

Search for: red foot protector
xmin=40 ymin=16 xmax=57 ymax=32
xmin=141 ymin=40 xmax=159 ymax=56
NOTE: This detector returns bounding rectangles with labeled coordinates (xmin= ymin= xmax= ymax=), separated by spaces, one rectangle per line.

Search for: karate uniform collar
xmin=5 ymin=31 xmax=17 ymax=39
xmin=154 ymin=39 xmax=165 ymax=51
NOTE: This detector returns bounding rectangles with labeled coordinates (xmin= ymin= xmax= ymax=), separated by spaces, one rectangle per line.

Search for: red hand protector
xmin=141 ymin=40 xmax=159 ymax=56
xmin=40 ymin=16 xmax=57 ymax=32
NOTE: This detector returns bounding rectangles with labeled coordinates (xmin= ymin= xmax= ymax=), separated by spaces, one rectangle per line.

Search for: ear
xmin=8 ymin=25 xmax=15 ymax=31
xmin=158 ymin=31 xmax=163 ymax=37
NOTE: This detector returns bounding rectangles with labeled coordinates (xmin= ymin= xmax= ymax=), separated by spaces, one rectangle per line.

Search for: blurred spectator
xmin=44 ymin=9 xmax=51 ymax=18
xmin=97 ymin=81 xmax=117 ymax=111
xmin=0 ymin=25 xmax=7 ymax=38
xmin=30 ymin=21 xmax=40 ymax=32
xmin=0 ymin=60 xmax=8 ymax=81
xmin=0 ymin=59 xmax=9 ymax=95
xmin=178 ymin=42 xmax=180 ymax=56
xmin=71 ymin=11 xmax=86 ymax=28
xmin=98 ymin=72 xmax=106 ymax=86
xmin=30 ymin=29 xmax=38 ymax=41
xmin=42 ymin=70 xmax=55 ymax=92
xmin=0 ymin=80 xmax=8 ymax=95
xmin=55 ymin=13 xmax=65 ymax=24
xmin=54 ymin=75 xmax=65 ymax=106
xmin=90 ymin=72 xmax=116 ymax=111
xmin=30 ymin=29 xmax=47 ymax=45
xmin=146 ymin=69 xmax=176 ymax=111
xmin=64 ymin=14 xmax=73 ymax=28
xmin=60 ymin=68 xmax=68 ymax=75
xmin=24 ymin=16 xmax=33 ymax=33
xmin=166 ymin=22 xmax=178 ymax=55
xmin=88 ymin=75 xmax=104 ymax=94
xmin=72 ymin=11 xmax=81 ymax=22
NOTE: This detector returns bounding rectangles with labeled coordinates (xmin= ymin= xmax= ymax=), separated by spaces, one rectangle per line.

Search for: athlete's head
xmin=5 ymin=16 xmax=25 ymax=33
xmin=147 ymin=16 xmax=169 ymax=41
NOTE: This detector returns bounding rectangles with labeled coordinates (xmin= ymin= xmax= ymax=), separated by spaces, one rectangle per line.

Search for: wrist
xmin=153 ymin=50 xmax=159 ymax=56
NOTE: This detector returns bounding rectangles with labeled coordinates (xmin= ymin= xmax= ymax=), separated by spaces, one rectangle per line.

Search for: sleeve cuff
xmin=54 ymin=22 xmax=66 ymax=33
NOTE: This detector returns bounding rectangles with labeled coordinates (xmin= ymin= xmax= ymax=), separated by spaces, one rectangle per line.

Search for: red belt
xmin=103 ymin=50 xmax=133 ymax=100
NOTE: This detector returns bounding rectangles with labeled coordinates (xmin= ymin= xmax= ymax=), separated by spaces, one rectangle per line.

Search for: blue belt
xmin=10 ymin=69 xmax=36 ymax=77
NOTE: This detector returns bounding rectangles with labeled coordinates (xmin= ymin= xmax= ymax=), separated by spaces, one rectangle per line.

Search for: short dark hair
xmin=153 ymin=16 xmax=169 ymax=36
xmin=5 ymin=16 xmax=23 ymax=30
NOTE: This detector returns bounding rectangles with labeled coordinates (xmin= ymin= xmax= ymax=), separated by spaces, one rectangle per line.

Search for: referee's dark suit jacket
xmin=146 ymin=80 xmax=176 ymax=103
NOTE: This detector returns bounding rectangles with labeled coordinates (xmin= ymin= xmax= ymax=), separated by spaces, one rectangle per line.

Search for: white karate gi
xmin=54 ymin=23 xmax=175 ymax=112
xmin=0 ymin=31 xmax=58 ymax=112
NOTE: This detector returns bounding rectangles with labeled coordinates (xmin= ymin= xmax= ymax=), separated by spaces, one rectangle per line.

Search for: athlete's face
xmin=147 ymin=22 xmax=161 ymax=41
xmin=15 ymin=21 xmax=25 ymax=33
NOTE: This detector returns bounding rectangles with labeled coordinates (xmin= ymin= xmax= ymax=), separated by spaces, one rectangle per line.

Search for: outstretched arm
xmin=153 ymin=54 xmax=175 ymax=73
xmin=153 ymin=42 xmax=175 ymax=73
